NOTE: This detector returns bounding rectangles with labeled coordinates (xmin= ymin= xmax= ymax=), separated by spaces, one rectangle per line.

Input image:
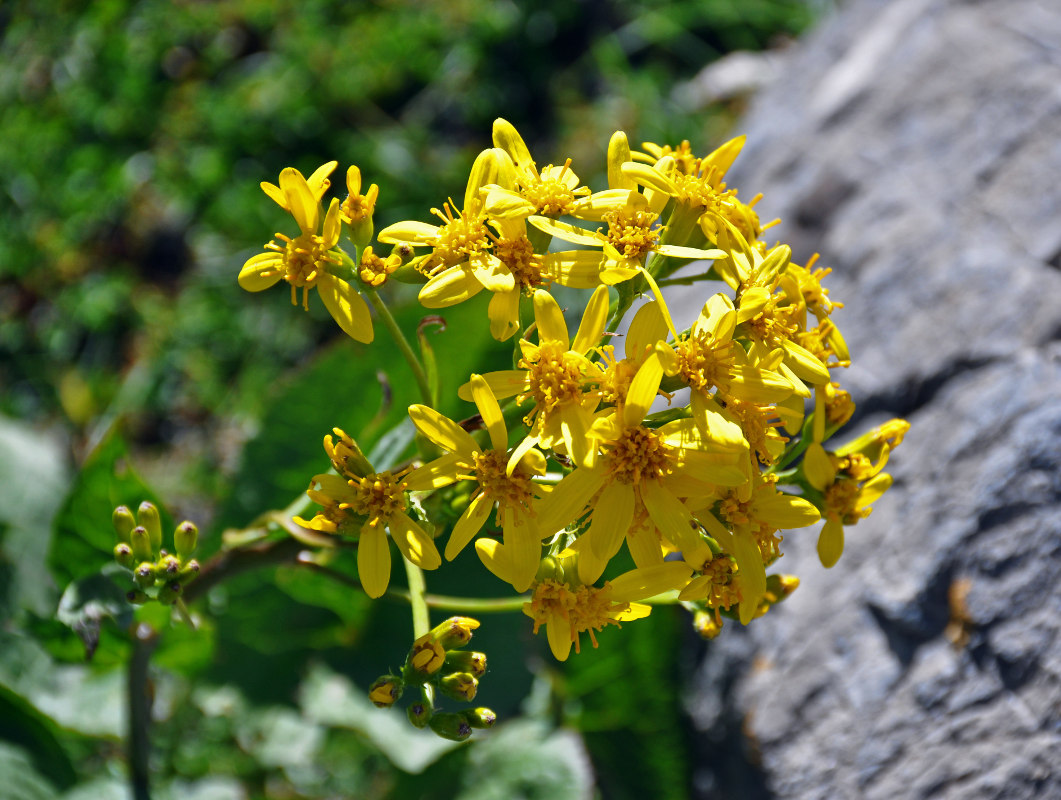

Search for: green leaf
xmin=299 ymin=662 xmax=459 ymax=774
xmin=49 ymin=430 xmax=163 ymax=589
xmin=55 ymin=565 xmax=134 ymax=661
xmin=0 ymin=741 xmax=59 ymax=800
xmin=0 ymin=416 xmax=71 ymax=616
xmin=417 ymin=315 xmax=447 ymax=408
xmin=452 ymin=719 xmax=593 ymax=800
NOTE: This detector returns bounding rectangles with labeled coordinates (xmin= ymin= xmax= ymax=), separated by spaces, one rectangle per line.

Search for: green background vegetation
xmin=0 ymin=1 xmax=821 ymax=797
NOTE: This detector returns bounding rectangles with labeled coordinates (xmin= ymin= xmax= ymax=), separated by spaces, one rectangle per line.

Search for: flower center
xmin=266 ymin=231 xmax=340 ymax=309
xmin=424 ymin=200 xmax=491 ymax=276
xmin=740 ymin=292 xmax=798 ymax=347
xmin=519 ymin=340 xmax=587 ymax=418
xmin=472 ymin=449 xmax=535 ymax=515
xmin=607 ymin=425 xmax=673 ymax=485
xmin=603 ymin=207 xmax=659 ymax=260
xmin=699 ymin=555 xmax=741 ymax=610
xmin=675 ymin=332 xmax=734 ymax=394
xmin=525 ymin=579 xmax=625 ymax=654
xmin=521 ymin=161 xmax=580 ymax=216
xmin=492 ymin=234 xmax=545 ymax=292
xmin=597 ymin=345 xmax=637 ymax=406
xmin=359 ymin=249 xmax=400 ymax=287
xmin=350 ymin=472 xmax=407 ymax=524
xmin=825 ymin=479 xmax=867 ymax=525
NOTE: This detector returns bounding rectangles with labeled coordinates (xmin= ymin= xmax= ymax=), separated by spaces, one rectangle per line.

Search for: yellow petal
xmin=469 ymin=254 xmax=515 ymax=294
xmin=533 ymin=289 xmax=569 ymax=344
xmin=545 ymin=251 xmax=605 ymax=289
xmin=535 ymin=466 xmax=605 ymax=538
xmin=279 ymin=167 xmax=318 ymax=235
xmin=620 ymin=161 xmax=677 ymax=195
xmin=781 ymin=339 xmax=831 ymax=385
xmin=546 ymin=615 xmax=574 ymax=661
xmin=419 ymin=266 xmax=484 ymax=308
xmin=571 ymin=285 xmax=610 ymax=354
xmin=458 ymin=370 xmax=529 ymax=402
xmin=377 ymin=220 xmax=440 ymax=245
xmin=445 ymin=491 xmax=493 ymax=561
xmin=607 ymin=130 xmax=635 ymax=190
xmin=528 ymin=216 xmax=602 ymax=247
xmin=609 ymin=561 xmax=693 ymax=603
xmin=238 ymin=252 xmax=284 ymax=292
xmin=654 ymin=244 xmax=727 ymax=260
xmin=405 ymin=453 xmax=469 ymax=492
xmin=408 ymin=404 xmax=479 ymax=458
xmin=260 ymin=181 xmax=287 ymax=209
xmin=389 ymin=512 xmax=441 ymax=570
xmin=483 ymin=186 xmax=535 ymax=220
xmin=626 ymin=301 xmax=668 ymax=361
xmin=733 ymin=528 xmax=766 ymax=624
xmin=318 ymin=275 xmax=374 ymax=343
xmin=358 ymin=523 xmax=391 ymax=599
xmin=803 ymin=443 xmax=836 ymax=491
xmin=640 ymin=480 xmax=700 ymax=553
xmin=569 ymin=188 xmax=637 ymax=222
xmin=623 ymin=351 xmax=663 ymax=427
xmin=588 ymin=481 xmax=635 ymax=562
xmin=321 ymin=198 xmax=342 ymax=247
xmin=857 ymin=473 xmax=893 ymax=510
xmin=817 ymin=519 xmax=844 ymax=568
xmin=344 ymin=164 xmax=362 ymax=196
xmin=492 ymin=118 xmax=534 ymax=171
xmin=469 ymin=374 xmax=508 ymax=452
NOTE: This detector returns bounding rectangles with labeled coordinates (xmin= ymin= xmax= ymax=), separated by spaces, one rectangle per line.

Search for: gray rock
xmin=675 ymin=1 xmax=1061 ymax=797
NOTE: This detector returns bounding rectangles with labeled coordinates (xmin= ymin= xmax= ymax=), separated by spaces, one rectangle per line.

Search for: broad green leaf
xmin=0 ymin=741 xmax=59 ymax=800
xmin=0 ymin=416 xmax=70 ymax=616
xmin=453 ymin=719 xmax=593 ymax=800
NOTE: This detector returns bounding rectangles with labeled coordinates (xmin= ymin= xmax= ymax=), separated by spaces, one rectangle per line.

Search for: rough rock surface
xmin=675 ymin=1 xmax=1061 ymax=798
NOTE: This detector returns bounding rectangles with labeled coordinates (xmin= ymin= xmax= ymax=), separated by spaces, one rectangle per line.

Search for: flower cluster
xmin=239 ymin=119 xmax=907 ymax=731
xmin=112 ymin=501 xmax=199 ymax=606
xmin=368 ymin=616 xmax=497 ymax=742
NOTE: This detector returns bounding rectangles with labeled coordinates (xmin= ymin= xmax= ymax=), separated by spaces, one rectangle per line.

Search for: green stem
xmin=365 ymin=287 xmax=433 ymax=406
xmin=402 ymin=556 xmax=431 ymax=639
xmin=390 ymin=588 xmax=529 ymax=613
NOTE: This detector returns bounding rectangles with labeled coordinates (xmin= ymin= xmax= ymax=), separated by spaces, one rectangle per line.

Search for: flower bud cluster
xmin=112 ymin=502 xmax=200 ymax=606
xmin=368 ymin=616 xmax=496 ymax=741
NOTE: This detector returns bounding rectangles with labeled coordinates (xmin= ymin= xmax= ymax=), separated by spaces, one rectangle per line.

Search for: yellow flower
xmin=536 ymin=352 xmax=748 ymax=585
xmin=521 ymin=554 xmax=692 ymax=661
xmin=461 ymin=286 xmax=611 ymax=469
xmin=339 ymin=165 xmax=378 ymax=226
xmin=239 ymin=166 xmax=374 ymax=343
xmin=378 ymin=149 xmax=517 ymax=318
xmin=486 ymin=118 xmax=591 ymax=217
xmin=687 ymin=469 xmax=819 ymax=623
xmin=528 ymin=190 xmax=726 ymax=288
xmin=259 ymin=161 xmax=337 ymax=212
xmin=293 ymin=430 xmax=445 ymax=598
xmin=657 ymin=291 xmax=794 ymax=443
xmin=803 ymin=419 xmax=908 ymax=568
xmin=408 ymin=375 xmax=546 ymax=590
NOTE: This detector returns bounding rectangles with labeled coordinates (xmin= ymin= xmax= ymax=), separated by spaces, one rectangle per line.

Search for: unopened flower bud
xmin=692 ymin=610 xmax=723 ymax=640
xmin=407 ymin=700 xmax=432 ymax=729
xmin=134 ymin=562 xmax=156 ymax=589
xmin=368 ymin=675 xmax=403 ymax=708
xmin=462 ymin=707 xmax=497 ymax=730
xmin=126 ymin=589 xmax=150 ymax=605
xmin=428 ymin=616 xmax=480 ymax=650
xmin=535 ymin=555 xmax=564 ymax=584
xmin=157 ymin=580 xmax=182 ymax=606
xmin=114 ymin=543 xmax=135 ymax=570
xmin=178 ymin=560 xmax=201 ymax=585
xmin=130 ymin=526 xmax=153 ymax=562
xmin=174 ymin=521 xmax=198 ymax=560
xmin=439 ymin=672 xmax=478 ymax=702
xmin=112 ymin=506 xmax=136 ymax=544
xmin=137 ymin=502 xmax=163 ymax=554
xmin=444 ymin=650 xmax=487 ymax=678
xmin=155 ymin=554 xmax=181 ymax=580
xmin=428 ymin=712 xmax=472 ymax=742
xmin=408 ymin=635 xmax=446 ymax=677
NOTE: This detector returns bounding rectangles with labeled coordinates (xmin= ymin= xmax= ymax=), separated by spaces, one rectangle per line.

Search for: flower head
xmin=239 ymin=166 xmax=374 ymax=342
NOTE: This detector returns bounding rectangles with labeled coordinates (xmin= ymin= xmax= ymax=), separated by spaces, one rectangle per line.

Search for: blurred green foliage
xmin=0 ymin=0 xmax=821 ymax=797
